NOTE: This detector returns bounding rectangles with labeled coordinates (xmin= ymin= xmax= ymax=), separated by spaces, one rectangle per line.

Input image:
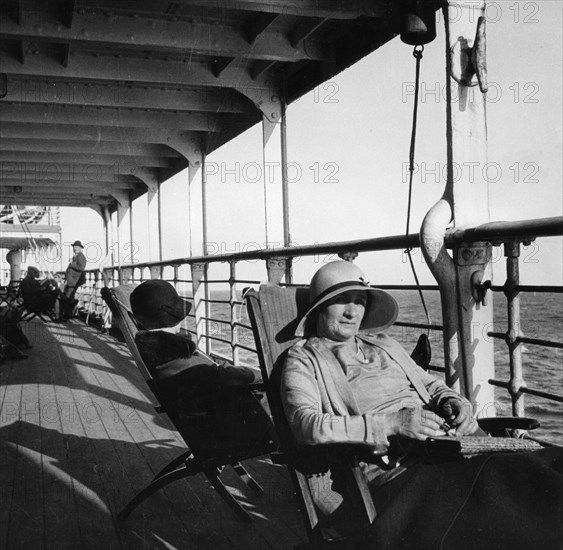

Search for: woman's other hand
xmin=440 ymin=397 xmax=478 ymax=436
xmin=387 ymin=407 xmax=444 ymax=440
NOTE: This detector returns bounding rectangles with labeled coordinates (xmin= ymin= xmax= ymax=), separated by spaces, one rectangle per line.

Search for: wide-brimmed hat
xmin=295 ymin=260 xmax=399 ymax=337
xmin=130 ymin=280 xmax=192 ymax=330
xmin=71 ymin=240 xmax=84 ymax=248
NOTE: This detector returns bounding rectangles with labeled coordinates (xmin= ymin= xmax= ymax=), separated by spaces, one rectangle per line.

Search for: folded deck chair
xmin=244 ymin=283 xmax=544 ymax=549
xmin=101 ymin=284 xmax=276 ymax=522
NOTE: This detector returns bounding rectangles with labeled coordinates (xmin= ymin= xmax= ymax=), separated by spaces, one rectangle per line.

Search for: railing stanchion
xmin=191 ymin=262 xmax=210 ymax=354
xmin=504 ymin=240 xmax=526 ymax=419
xmin=230 ymin=261 xmax=239 ymax=364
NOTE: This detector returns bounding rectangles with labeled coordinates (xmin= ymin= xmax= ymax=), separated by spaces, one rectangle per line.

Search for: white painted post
xmin=262 ymin=115 xmax=284 ymax=251
xmin=445 ymin=0 xmax=495 ymax=412
xmin=147 ymin=187 xmax=159 ymax=262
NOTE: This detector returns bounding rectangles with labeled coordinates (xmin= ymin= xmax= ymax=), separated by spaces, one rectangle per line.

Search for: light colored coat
xmin=281 ymin=332 xmax=463 ymax=454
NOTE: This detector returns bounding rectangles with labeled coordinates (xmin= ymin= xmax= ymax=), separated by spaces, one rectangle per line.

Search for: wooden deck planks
xmin=0 ymin=319 xmax=308 ymax=549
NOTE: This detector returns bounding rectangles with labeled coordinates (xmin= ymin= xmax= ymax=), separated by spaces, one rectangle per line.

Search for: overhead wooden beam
xmin=0 ymin=104 xmax=220 ymax=132
xmin=0 ymin=52 xmax=281 ymax=121
xmin=1 ymin=138 xmax=182 ymax=157
xmin=0 ymin=194 xmax=115 ymax=207
xmin=0 ymin=151 xmax=177 ymax=168
xmin=165 ymin=0 xmax=387 ymax=19
xmin=3 ymin=78 xmax=250 ymax=113
xmin=0 ymin=11 xmax=327 ymax=62
xmin=0 ymin=175 xmax=141 ymax=191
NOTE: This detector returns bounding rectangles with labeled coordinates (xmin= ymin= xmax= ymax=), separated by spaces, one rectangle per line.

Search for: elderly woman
xmin=281 ymin=261 xmax=562 ymax=550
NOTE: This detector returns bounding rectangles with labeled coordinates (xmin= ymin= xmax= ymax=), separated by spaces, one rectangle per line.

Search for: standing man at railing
xmin=61 ymin=240 xmax=87 ymax=320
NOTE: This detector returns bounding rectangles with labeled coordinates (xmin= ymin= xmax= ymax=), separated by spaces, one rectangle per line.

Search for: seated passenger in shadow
xmin=20 ymin=266 xmax=61 ymax=318
xmin=131 ymin=280 xmax=273 ymax=455
xmin=281 ymin=260 xmax=563 ymax=550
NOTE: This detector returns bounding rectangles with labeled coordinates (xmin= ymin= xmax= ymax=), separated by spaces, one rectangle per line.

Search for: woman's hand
xmin=440 ymin=397 xmax=478 ymax=436
xmin=387 ymin=407 xmax=445 ymax=441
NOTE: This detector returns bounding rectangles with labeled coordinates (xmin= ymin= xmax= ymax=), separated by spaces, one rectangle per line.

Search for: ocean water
xmin=203 ymin=289 xmax=563 ymax=446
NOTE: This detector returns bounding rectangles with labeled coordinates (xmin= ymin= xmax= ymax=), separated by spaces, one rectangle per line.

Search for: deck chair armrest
xmin=271 ymin=442 xmax=381 ymax=475
xmin=477 ymin=416 xmax=539 ymax=436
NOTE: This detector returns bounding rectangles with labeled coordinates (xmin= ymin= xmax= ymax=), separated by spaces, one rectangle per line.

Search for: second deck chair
xmin=101 ymin=284 xmax=277 ymax=522
xmin=244 ymin=283 xmax=545 ymax=549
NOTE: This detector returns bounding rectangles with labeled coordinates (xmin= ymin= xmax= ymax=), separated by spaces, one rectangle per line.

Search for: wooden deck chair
xmin=0 ymin=280 xmax=21 ymax=307
xmin=245 ymin=284 xmax=382 ymax=549
xmin=101 ymin=284 xmax=276 ymax=523
xmin=244 ymin=283 xmax=545 ymax=549
xmin=19 ymin=285 xmax=58 ymax=323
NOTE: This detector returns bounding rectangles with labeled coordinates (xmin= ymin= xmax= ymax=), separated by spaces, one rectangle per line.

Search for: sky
xmin=60 ymin=1 xmax=563 ymax=287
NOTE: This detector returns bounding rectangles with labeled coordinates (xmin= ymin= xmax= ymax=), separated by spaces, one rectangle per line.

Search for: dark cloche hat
xmin=71 ymin=240 xmax=84 ymax=248
xmin=130 ymin=280 xmax=192 ymax=330
xmin=27 ymin=266 xmax=40 ymax=278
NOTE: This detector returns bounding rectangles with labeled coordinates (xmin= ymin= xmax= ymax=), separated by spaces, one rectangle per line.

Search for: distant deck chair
xmin=244 ymin=283 xmax=544 ymax=549
xmin=101 ymin=284 xmax=276 ymax=522
xmin=19 ymin=282 xmax=58 ymax=323
xmin=0 ymin=280 xmax=21 ymax=307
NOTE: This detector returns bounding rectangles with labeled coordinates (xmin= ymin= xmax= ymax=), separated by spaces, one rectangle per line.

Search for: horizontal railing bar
xmin=487 ymin=332 xmax=563 ymax=349
xmin=447 ymin=216 xmax=562 ymax=243
xmin=490 ymin=285 xmax=563 ymax=293
xmin=394 ymin=321 xmax=443 ymax=331
xmin=488 ymin=379 xmax=563 ymax=403
xmin=234 ymin=343 xmax=257 ymax=354
xmin=108 ymin=216 xmax=562 ymax=270
xmin=201 ymin=316 xmax=229 ymax=325
xmin=204 ymin=334 xmax=231 ymax=345
xmin=376 ymin=285 xmax=439 ymax=291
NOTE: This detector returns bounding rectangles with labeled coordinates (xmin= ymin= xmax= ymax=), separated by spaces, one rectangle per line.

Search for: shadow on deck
xmin=0 ymin=319 xmax=305 ymax=550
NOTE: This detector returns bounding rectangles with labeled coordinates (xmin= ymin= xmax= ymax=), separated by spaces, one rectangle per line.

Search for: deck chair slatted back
xmin=101 ymin=284 xmax=274 ymax=523
xmin=245 ymin=284 xmax=377 ymax=547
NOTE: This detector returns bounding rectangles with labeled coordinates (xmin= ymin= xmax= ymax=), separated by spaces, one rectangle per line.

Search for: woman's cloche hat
xmin=295 ymin=260 xmax=399 ymax=337
xmin=71 ymin=240 xmax=84 ymax=248
xmin=130 ymin=280 xmax=192 ymax=330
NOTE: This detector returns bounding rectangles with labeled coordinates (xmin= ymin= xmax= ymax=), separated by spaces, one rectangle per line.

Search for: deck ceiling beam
xmin=0 ymin=193 xmax=116 ymax=207
xmin=0 ymin=178 xmax=145 ymax=195
xmin=0 ymin=11 xmax=327 ymax=63
xmin=0 ymin=103 xmax=221 ymax=132
xmin=2 ymin=78 xmax=250 ymax=113
xmin=0 ymin=151 xmax=179 ymax=168
xmin=0 ymin=53 xmax=281 ymax=120
xmin=1 ymin=162 xmax=161 ymax=192
xmin=1 ymin=139 xmax=182 ymax=157
xmin=164 ymin=0 xmax=387 ymax=19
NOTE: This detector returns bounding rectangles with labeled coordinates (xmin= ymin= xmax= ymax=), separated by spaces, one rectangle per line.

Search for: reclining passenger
xmin=281 ymin=260 xmax=563 ymax=550
xmin=130 ymin=280 xmax=272 ymax=454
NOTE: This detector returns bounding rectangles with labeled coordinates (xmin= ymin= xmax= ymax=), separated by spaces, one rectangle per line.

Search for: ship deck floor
xmin=0 ymin=319 xmax=306 ymax=550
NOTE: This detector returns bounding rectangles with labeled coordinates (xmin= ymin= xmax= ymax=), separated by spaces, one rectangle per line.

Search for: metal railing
xmin=76 ymin=216 xmax=563 ymax=423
